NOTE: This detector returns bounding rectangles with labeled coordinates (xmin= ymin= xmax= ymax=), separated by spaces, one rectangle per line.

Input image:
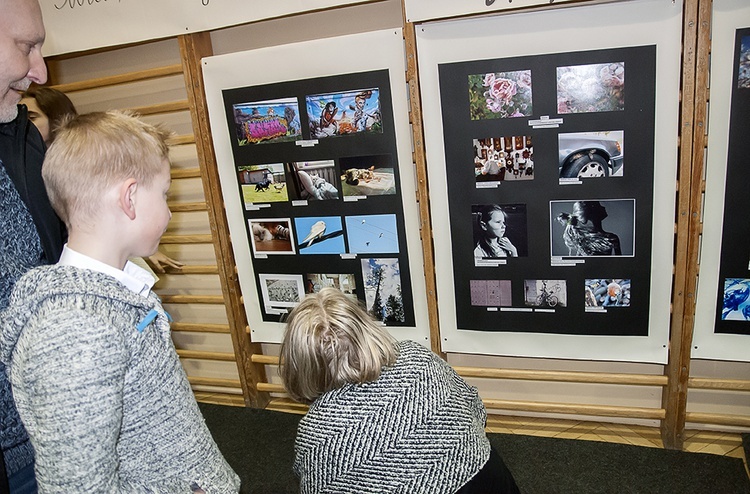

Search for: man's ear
xmin=118 ymin=178 xmax=138 ymax=220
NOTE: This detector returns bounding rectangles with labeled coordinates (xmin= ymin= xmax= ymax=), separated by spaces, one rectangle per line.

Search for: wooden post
xmin=661 ymin=0 xmax=711 ymax=449
xmin=402 ymin=10 xmax=444 ymax=358
xmin=178 ymin=32 xmax=270 ymax=408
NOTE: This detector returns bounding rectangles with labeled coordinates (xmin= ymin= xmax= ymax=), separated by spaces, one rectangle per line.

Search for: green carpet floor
xmin=199 ymin=403 xmax=750 ymax=494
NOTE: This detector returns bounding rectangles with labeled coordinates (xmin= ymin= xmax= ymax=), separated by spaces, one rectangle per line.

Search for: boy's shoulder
xmin=6 ymin=264 xmax=150 ymax=327
xmin=13 ymin=264 xmax=131 ymax=299
xmin=1 ymin=265 xmax=154 ymax=364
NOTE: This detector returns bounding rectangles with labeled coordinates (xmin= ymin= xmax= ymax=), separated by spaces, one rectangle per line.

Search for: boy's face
xmin=135 ymin=159 xmax=172 ymax=257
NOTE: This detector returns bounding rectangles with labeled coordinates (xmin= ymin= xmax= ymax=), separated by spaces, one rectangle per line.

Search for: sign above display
xmin=40 ymin=0 xmax=377 ymax=56
xmin=403 ymin=0 xmax=579 ymax=23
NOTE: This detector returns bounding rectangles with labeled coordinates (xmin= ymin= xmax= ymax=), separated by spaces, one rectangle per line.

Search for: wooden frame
xmin=179 ymin=33 xmax=270 ymax=407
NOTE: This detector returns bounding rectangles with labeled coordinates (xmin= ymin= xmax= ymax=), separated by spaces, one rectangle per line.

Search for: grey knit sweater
xmin=294 ymin=340 xmax=490 ymax=494
xmin=0 ymin=161 xmax=42 ymax=477
xmin=0 ymin=265 xmax=240 ymax=492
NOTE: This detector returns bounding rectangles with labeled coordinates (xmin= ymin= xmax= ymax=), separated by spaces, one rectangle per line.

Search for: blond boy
xmin=0 ymin=111 xmax=240 ymax=492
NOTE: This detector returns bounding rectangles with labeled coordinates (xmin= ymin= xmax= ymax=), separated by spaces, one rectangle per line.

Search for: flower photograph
xmin=468 ymin=70 xmax=533 ymax=120
xmin=556 ymin=62 xmax=625 ymax=114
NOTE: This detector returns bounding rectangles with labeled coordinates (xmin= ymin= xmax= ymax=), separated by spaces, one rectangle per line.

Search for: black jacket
xmin=0 ymin=105 xmax=65 ymax=263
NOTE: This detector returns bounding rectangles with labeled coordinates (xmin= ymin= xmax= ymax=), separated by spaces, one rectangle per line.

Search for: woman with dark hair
xmin=474 ymin=204 xmax=519 ymax=258
xmin=21 ymin=86 xmax=184 ymax=273
xmin=21 ymin=86 xmax=78 ymax=145
xmin=556 ymin=200 xmax=622 ymax=256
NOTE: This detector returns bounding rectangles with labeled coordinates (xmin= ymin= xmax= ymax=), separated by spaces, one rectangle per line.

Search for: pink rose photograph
xmin=468 ymin=69 xmax=533 ymax=120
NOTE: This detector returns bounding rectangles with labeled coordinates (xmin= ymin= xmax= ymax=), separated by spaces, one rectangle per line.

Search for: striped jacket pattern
xmin=294 ymin=340 xmax=490 ymax=494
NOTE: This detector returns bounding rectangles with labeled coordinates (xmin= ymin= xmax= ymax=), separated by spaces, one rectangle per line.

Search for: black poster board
xmin=221 ymin=69 xmax=416 ymax=327
xmin=438 ymin=46 xmax=656 ymax=336
xmin=714 ymin=29 xmax=750 ymax=334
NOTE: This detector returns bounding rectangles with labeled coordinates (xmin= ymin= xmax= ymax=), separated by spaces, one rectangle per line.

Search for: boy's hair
xmin=42 ymin=110 xmax=171 ymax=226
xmin=279 ymin=287 xmax=398 ymax=404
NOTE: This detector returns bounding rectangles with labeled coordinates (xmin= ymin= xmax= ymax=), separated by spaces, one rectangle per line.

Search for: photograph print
xmin=340 ymin=154 xmax=397 ymax=197
xmin=345 ymin=214 xmax=400 ymax=254
xmin=258 ymin=273 xmax=305 ymax=313
xmin=524 ymin=279 xmax=567 ymax=308
xmin=293 ymin=216 xmax=346 ymax=254
xmin=738 ymin=35 xmax=750 ymax=89
xmin=249 ymin=218 xmax=295 ymax=256
xmin=472 ymin=203 xmax=528 ymax=259
xmin=470 ymin=279 xmax=512 ymax=307
xmin=238 ymin=163 xmax=288 ymax=205
xmin=721 ymin=278 xmax=750 ymax=321
xmin=232 ymin=97 xmax=301 ymax=145
xmin=556 ymin=61 xmax=625 ymax=114
xmin=306 ymin=87 xmax=382 ymax=138
xmin=558 ymin=130 xmax=624 ymax=179
xmin=550 ymin=199 xmax=635 ymax=257
xmin=305 ymin=273 xmax=357 ymax=299
xmin=361 ymin=257 xmax=405 ymax=324
xmin=288 ymin=160 xmax=340 ymax=201
xmin=473 ymin=135 xmax=534 ymax=183
xmin=585 ymin=278 xmax=631 ymax=308
xmin=468 ymin=69 xmax=533 ymax=120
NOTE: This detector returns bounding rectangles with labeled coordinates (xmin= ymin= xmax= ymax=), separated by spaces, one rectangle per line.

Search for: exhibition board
xmin=202 ymin=29 xmax=431 ymax=344
xmin=693 ymin=0 xmax=750 ymax=362
xmin=416 ymin=0 xmax=682 ymax=362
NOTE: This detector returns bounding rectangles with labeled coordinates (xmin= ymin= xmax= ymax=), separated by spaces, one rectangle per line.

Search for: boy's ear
xmin=118 ymin=178 xmax=138 ymax=220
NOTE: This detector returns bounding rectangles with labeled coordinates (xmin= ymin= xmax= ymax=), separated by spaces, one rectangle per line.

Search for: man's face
xmin=0 ymin=0 xmax=47 ymax=123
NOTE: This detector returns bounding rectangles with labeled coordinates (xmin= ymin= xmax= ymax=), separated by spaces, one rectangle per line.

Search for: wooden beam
xmin=129 ymin=100 xmax=189 ymax=116
xmin=179 ymin=32 xmax=270 ymax=408
xmin=402 ymin=10 xmax=443 ymax=358
xmin=171 ymin=322 xmax=230 ymax=333
xmin=661 ymin=0 xmax=712 ymax=450
xmin=251 ymin=354 xmax=279 ymax=365
xmin=455 ymin=367 xmax=668 ymax=386
xmin=188 ymin=376 xmax=242 ymax=388
xmin=258 ymin=382 xmax=285 ymax=393
xmin=688 ymin=377 xmax=750 ymax=391
xmin=257 ymin=381 xmax=666 ymax=421
xmin=168 ymin=134 xmax=196 ymax=146
xmin=171 ymin=168 xmax=202 ymax=179
xmin=161 ymin=265 xmax=219 ymax=275
xmin=685 ymin=412 xmax=750 ymax=427
xmin=251 ymin=355 xmax=667 ymax=387
xmin=177 ymin=349 xmax=236 ymax=361
xmin=160 ymin=234 xmax=213 ymax=244
xmin=484 ymin=400 xmax=666 ymax=421
xmin=160 ymin=294 xmax=225 ymax=304
xmin=52 ymin=64 xmax=184 ymax=93
xmin=168 ymin=201 xmax=208 ymax=212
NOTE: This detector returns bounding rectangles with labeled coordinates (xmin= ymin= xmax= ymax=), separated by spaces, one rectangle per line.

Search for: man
xmin=0 ymin=1 xmax=63 ymax=492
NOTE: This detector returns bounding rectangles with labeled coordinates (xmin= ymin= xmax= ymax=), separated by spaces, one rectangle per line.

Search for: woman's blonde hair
xmin=42 ymin=110 xmax=171 ymax=226
xmin=279 ymin=288 xmax=398 ymax=404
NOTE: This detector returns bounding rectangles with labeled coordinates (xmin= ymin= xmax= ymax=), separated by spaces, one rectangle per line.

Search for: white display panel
xmin=416 ymin=0 xmax=681 ymax=362
xmin=692 ymin=0 xmax=750 ymax=362
xmin=203 ymin=29 xmax=430 ymax=344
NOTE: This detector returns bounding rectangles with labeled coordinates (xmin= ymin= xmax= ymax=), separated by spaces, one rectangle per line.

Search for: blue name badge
xmin=136 ymin=309 xmax=159 ymax=333
xmin=136 ymin=309 xmax=173 ymax=333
